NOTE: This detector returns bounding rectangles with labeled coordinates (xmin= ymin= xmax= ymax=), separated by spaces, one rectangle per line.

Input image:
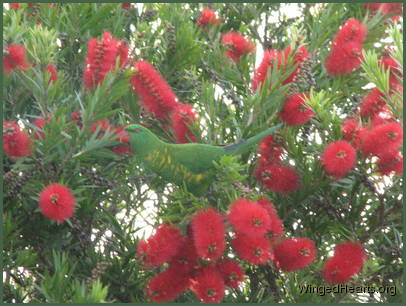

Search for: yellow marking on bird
xmin=194 ymin=174 xmax=203 ymax=182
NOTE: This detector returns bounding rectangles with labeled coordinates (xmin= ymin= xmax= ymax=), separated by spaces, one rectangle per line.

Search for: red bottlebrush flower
xmin=325 ymin=42 xmax=363 ymax=76
xmin=33 ymin=116 xmax=51 ymax=140
xmin=130 ymin=60 xmax=178 ymax=119
xmin=3 ymin=44 xmax=29 ymax=75
xmin=360 ymin=88 xmax=387 ymax=118
xmin=222 ymin=32 xmax=255 ymax=62
xmin=110 ymin=126 xmax=132 ymax=155
xmin=192 ymin=265 xmax=225 ymax=303
xmin=10 ymin=3 xmax=20 ymax=9
xmin=380 ymin=56 xmax=402 ymax=92
xmin=171 ymin=103 xmax=198 ymax=143
xmin=121 ymin=3 xmax=131 ymax=10
xmin=217 ymin=259 xmax=244 ymax=288
xmin=191 ymin=207 xmax=226 ymax=260
xmin=251 ymin=46 xmax=310 ymax=90
xmin=323 ymin=241 xmax=366 ymax=284
xmin=197 ymin=8 xmax=221 ymax=26
xmin=137 ymin=224 xmax=183 ymax=268
xmin=46 ymin=64 xmax=58 ymax=83
xmin=371 ymin=110 xmax=396 ymax=128
xmin=70 ymin=110 xmax=83 ymax=128
xmin=38 ymin=183 xmax=76 ymax=223
xmin=365 ymin=3 xmax=403 ymax=16
xmin=227 ymin=198 xmax=271 ymax=237
xmin=146 ymin=265 xmax=190 ymax=302
xmin=258 ymin=135 xmax=283 ymax=163
xmin=231 ymin=233 xmax=273 ymax=265
xmin=333 ymin=18 xmax=367 ymax=45
xmin=257 ymin=197 xmax=284 ymax=237
xmin=168 ymin=230 xmax=198 ymax=275
xmin=377 ymin=151 xmax=403 ymax=176
xmin=3 ymin=121 xmax=32 ymax=158
xmin=273 ymin=237 xmax=316 ymax=272
xmin=321 ymin=140 xmax=357 ymax=179
xmin=280 ymin=93 xmax=313 ymax=126
xmin=341 ymin=117 xmax=360 ymax=142
xmin=256 ymin=163 xmax=300 ymax=194
xmin=90 ymin=119 xmax=113 ymax=136
xmin=360 ymin=122 xmax=403 ymax=156
xmin=83 ymin=31 xmax=128 ymax=89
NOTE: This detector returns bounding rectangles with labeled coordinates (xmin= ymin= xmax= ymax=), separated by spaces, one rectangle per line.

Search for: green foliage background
xmin=2 ymin=2 xmax=403 ymax=303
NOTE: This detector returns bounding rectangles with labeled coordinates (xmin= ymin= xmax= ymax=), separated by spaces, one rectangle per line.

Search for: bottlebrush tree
xmin=2 ymin=2 xmax=403 ymax=303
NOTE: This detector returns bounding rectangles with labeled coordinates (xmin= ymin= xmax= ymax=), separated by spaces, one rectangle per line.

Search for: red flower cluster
xmin=231 ymin=232 xmax=273 ymax=265
xmin=257 ymin=197 xmax=284 ymax=237
xmin=280 ymin=93 xmax=314 ymax=126
xmin=197 ymin=8 xmax=221 ymax=26
xmin=221 ymin=32 xmax=255 ymax=62
xmin=3 ymin=44 xmax=29 ymax=75
xmin=83 ymin=31 xmax=128 ymax=90
xmin=325 ymin=19 xmax=367 ymax=76
xmin=273 ymin=237 xmax=316 ymax=272
xmin=137 ymin=223 xmax=183 ymax=268
xmin=252 ymin=46 xmax=310 ymax=90
xmin=323 ymin=241 xmax=366 ymax=284
xmin=38 ymin=183 xmax=76 ymax=223
xmin=46 ymin=64 xmax=58 ymax=83
xmin=376 ymin=151 xmax=403 ymax=176
xmin=171 ymin=103 xmax=198 ymax=143
xmin=359 ymin=88 xmax=387 ymax=118
xmin=121 ymin=3 xmax=131 ymax=10
xmin=191 ymin=207 xmax=225 ymax=260
xmin=360 ymin=122 xmax=402 ymax=157
xmin=364 ymin=3 xmax=403 ymax=17
xmin=217 ymin=259 xmax=244 ymax=288
xmin=33 ymin=116 xmax=52 ymax=140
xmin=110 ymin=126 xmax=132 ymax=156
xmin=254 ymin=134 xmax=300 ymax=194
xmin=341 ymin=117 xmax=365 ymax=149
xmin=3 ymin=121 xmax=32 ymax=158
xmin=191 ymin=265 xmax=225 ymax=303
xmin=321 ymin=140 xmax=357 ymax=179
xmin=380 ymin=56 xmax=402 ymax=93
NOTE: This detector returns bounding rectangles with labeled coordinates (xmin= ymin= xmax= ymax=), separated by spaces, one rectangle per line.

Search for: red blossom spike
xmin=273 ymin=237 xmax=316 ymax=272
xmin=231 ymin=232 xmax=273 ymax=265
xmin=136 ymin=224 xmax=183 ymax=268
xmin=217 ymin=259 xmax=244 ymax=288
xmin=33 ymin=116 xmax=51 ymax=140
xmin=360 ymin=88 xmax=387 ymax=118
xmin=280 ymin=93 xmax=314 ymax=126
xmin=46 ymin=64 xmax=58 ymax=83
xmin=227 ymin=198 xmax=271 ymax=237
xmin=38 ymin=183 xmax=76 ymax=223
xmin=168 ymin=229 xmax=199 ymax=275
xmin=376 ymin=150 xmax=403 ymax=176
xmin=360 ymin=122 xmax=403 ymax=156
xmin=258 ymin=134 xmax=283 ymax=164
xmin=191 ymin=207 xmax=226 ymax=260
xmin=197 ymin=8 xmax=221 ymax=26
xmin=3 ymin=44 xmax=29 ymax=75
xmin=325 ymin=42 xmax=363 ymax=76
xmin=256 ymin=163 xmax=300 ymax=194
xmin=333 ymin=18 xmax=367 ymax=45
xmin=222 ymin=32 xmax=255 ymax=62
xmin=257 ymin=197 xmax=284 ymax=237
xmin=321 ymin=140 xmax=357 ymax=179
xmin=110 ymin=126 xmax=132 ymax=156
xmin=170 ymin=103 xmax=198 ymax=143
xmin=3 ymin=121 xmax=32 ymax=158
xmin=191 ymin=265 xmax=225 ymax=303
xmin=130 ymin=60 xmax=178 ymax=119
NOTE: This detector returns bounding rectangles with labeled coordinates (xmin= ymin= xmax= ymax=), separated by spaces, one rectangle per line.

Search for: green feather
xmin=126 ymin=123 xmax=282 ymax=196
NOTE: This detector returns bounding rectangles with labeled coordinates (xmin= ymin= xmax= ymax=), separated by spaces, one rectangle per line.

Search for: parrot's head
xmin=126 ymin=124 xmax=159 ymax=153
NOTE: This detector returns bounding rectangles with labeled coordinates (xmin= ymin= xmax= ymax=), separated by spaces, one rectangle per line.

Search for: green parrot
xmin=126 ymin=123 xmax=282 ymax=196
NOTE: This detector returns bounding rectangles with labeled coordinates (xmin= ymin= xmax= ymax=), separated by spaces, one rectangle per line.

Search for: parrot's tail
xmin=224 ymin=123 xmax=283 ymax=156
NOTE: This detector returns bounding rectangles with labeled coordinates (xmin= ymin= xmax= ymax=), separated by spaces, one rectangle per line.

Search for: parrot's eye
xmin=134 ymin=128 xmax=142 ymax=133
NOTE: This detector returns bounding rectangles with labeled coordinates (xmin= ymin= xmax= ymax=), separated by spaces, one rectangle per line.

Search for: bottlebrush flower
xmin=121 ymin=3 xmax=131 ymax=10
xmin=227 ymin=198 xmax=271 ymax=237
xmin=333 ymin=18 xmax=367 ymax=45
xmin=252 ymin=46 xmax=310 ymax=90
xmin=322 ymin=241 xmax=366 ymax=284
xmin=137 ymin=224 xmax=183 ymax=267
xmin=280 ymin=93 xmax=314 ymax=126
xmin=145 ymin=266 xmax=190 ymax=302
xmin=10 ymin=3 xmax=20 ymax=9
xmin=192 ymin=265 xmax=225 ymax=303
xmin=257 ymin=197 xmax=284 ymax=237
xmin=110 ymin=126 xmax=132 ymax=155
xmin=3 ymin=44 xmax=29 ymax=75
xmin=360 ymin=122 xmax=403 ymax=156
xmin=256 ymin=163 xmax=300 ymax=194
xmin=321 ymin=140 xmax=356 ymax=179
xmin=191 ymin=207 xmax=226 ymax=260
xmin=380 ymin=56 xmax=402 ymax=92
xmin=46 ymin=64 xmax=58 ymax=83
xmin=3 ymin=121 xmax=32 ymax=158
xmin=221 ymin=32 xmax=255 ymax=62
xmin=197 ymin=8 xmax=221 ymax=26
xmin=341 ymin=117 xmax=360 ymax=141
xmin=83 ymin=31 xmax=128 ymax=89
xmin=217 ymin=259 xmax=244 ymax=288
xmin=273 ymin=237 xmax=316 ymax=272
xmin=325 ymin=42 xmax=363 ymax=76
xmin=38 ymin=183 xmax=76 ymax=223
xmin=371 ymin=110 xmax=396 ymax=128
xmin=70 ymin=110 xmax=82 ymax=128
xmin=376 ymin=151 xmax=403 ymax=176
xmin=231 ymin=233 xmax=273 ymax=265
xmin=130 ymin=60 xmax=178 ymax=119
xmin=170 ymin=103 xmax=198 ymax=143
xmin=90 ymin=119 xmax=113 ymax=136
xmin=258 ymin=135 xmax=283 ymax=163
xmin=168 ymin=231 xmax=198 ymax=275
xmin=360 ymin=88 xmax=387 ymax=118
xmin=364 ymin=3 xmax=403 ymax=17
xmin=33 ymin=116 xmax=51 ymax=140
